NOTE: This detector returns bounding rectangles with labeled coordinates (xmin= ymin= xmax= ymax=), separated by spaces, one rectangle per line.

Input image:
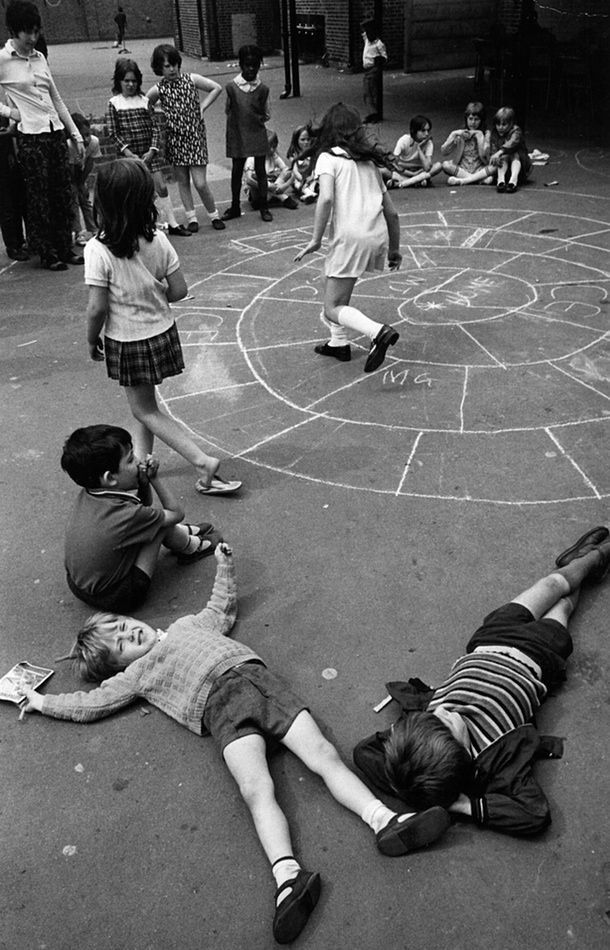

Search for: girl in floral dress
xmin=147 ymin=44 xmax=225 ymax=231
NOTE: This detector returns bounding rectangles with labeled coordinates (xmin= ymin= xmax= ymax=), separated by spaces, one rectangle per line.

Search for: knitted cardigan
xmin=41 ymin=557 xmax=260 ymax=734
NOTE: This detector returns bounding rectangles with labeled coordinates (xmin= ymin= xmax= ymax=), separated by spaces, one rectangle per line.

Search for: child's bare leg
xmin=281 ymin=710 xmax=450 ymax=855
xmin=223 ymin=734 xmax=294 ymax=864
xmin=173 ymin=165 xmax=194 ymax=215
xmin=153 ymin=171 xmax=181 ymax=229
xmin=398 ymin=169 xmax=428 ymax=187
xmin=223 ymin=733 xmax=320 ymax=943
xmin=131 ymin=417 xmax=155 ymax=459
xmin=508 ymin=156 xmax=521 ymax=186
xmin=325 ymin=276 xmax=379 ymax=338
xmin=133 ymin=532 xmax=165 ymax=577
xmin=513 ymin=547 xmax=604 ymax=619
xmin=190 ymin=165 xmax=221 ymax=217
xmin=125 ymin=383 xmax=220 ymax=487
xmin=541 ymin=588 xmax=580 ymax=627
xmin=447 ymin=167 xmax=493 ymax=186
xmin=281 ymin=710 xmax=393 ymax=815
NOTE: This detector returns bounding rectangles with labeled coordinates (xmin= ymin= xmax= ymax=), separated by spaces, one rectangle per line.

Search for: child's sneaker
xmin=376 ymin=807 xmax=450 ymax=856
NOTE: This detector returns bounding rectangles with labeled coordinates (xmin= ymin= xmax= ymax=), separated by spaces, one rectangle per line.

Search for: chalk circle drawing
xmin=166 ymin=209 xmax=610 ymax=506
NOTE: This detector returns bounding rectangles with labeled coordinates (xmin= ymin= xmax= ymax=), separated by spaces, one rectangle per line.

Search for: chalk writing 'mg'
xmin=382 ymin=368 xmax=434 ymax=387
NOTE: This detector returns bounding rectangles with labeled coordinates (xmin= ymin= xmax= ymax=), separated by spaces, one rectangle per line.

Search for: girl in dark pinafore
xmin=223 ymin=45 xmax=273 ymax=222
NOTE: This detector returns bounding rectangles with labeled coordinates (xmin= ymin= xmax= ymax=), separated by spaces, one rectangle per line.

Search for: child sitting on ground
xmin=488 ymin=105 xmax=531 ymax=193
xmin=21 ymin=542 xmax=450 ymax=945
xmin=245 ymin=128 xmax=298 ymax=210
xmin=286 ymin=124 xmax=317 ymax=203
xmin=353 ymin=527 xmax=610 ymax=837
xmin=390 ymin=114 xmax=442 ymax=188
xmin=440 ymin=101 xmax=492 ymax=186
xmin=62 ymin=424 xmax=221 ymax=612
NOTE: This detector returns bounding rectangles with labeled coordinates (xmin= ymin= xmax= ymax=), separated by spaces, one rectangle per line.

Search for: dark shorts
xmin=203 ymin=661 xmax=308 ymax=753
xmin=105 ymin=322 xmax=184 ymax=386
xmin=466 ymin=602 xmax=573 ymax=691
xmin=66 ymin=565 xmax=150 ymax=613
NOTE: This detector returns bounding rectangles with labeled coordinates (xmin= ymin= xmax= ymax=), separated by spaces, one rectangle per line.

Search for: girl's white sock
xmin=207 ymin=209 xmax=221 ymax=221
xmin=322 ymin=313 xmax=349 ymax=347
xmin=156 ymin=195 xmax=179 ymax=228
xmin=185 ymin=208 xmax=198 ymax=223
xmin=337 ymin=305 xmax=381 ymax=341
xmin=272 ymin=856 xmax=302 ymax=903
xmin=361 ymin=799 xmax=396 ymax=834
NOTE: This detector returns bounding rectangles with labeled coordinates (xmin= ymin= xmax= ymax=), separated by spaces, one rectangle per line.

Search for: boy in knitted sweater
xmin=21 ymin=543 xmax=449 ymax=945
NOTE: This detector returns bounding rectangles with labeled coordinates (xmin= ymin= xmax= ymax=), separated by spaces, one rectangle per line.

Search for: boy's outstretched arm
xmin=20 ymin=672 xmax=139 ymax=721
xmin=195 ymin=542 xmax=237 ymax=635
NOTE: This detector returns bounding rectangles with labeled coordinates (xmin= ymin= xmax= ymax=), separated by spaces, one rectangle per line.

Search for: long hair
xmin=307 ymin=102 xmax=395 ymax=170
xmin=93 ymin=158 xmax=157 ymax=258
xmin=112 ymin=57 xmax=143 ymax=95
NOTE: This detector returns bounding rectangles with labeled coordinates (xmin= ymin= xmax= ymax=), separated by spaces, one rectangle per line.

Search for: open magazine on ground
xmin=0 ymin=661 xmax=54 ymax=704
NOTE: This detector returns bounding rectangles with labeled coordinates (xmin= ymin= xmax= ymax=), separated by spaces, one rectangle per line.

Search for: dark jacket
xmin=353 ymin=679 xmax=564 ymax=836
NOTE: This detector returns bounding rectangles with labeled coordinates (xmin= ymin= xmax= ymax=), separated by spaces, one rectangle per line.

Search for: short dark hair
xmin=150 ymin=43 xmax=181 ymax=76
xmin=238 ymin=44 xmax=262 ymax=69
xmin=383 ymin=712 xmax=473 ymax=809
xmin=112 ymin=57 xmax=143 ymax=94
xmin=61 ymin=424 xmax=132 ymax=489
xmin=6 ymin=0 xmax=41 ymax=34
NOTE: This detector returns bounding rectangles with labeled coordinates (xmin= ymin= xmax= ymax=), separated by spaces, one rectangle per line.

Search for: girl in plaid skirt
xmin=84 ymin=159 xmax=241 ymax=495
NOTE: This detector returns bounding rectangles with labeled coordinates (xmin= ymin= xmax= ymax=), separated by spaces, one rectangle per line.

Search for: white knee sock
xmin=322 ymin=313 xmax=349 ymax=347
xmin=156 ymin=195 xmax=179 ymax=228
xmin=361 ymin=799 xmax=396 ymax=834
xmin=337 ymin=305 xmax=382 ymax=341
xmin=185 ymin=208 xmax=198 ymax=224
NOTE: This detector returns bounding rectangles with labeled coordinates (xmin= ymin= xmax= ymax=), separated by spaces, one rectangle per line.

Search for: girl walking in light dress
xmin=294 ymin=103 xmax=401 ymax=374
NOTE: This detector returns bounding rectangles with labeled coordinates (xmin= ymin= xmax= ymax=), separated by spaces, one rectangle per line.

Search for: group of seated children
xmin=386 ymin=102 xmax=531 ymax=193
xmin=244 ymin=124 xmax=318 ymax=211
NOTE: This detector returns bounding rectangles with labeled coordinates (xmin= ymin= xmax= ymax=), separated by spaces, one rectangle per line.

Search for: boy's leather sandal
xmin=554 ymin=526 xmax=609 ymax=567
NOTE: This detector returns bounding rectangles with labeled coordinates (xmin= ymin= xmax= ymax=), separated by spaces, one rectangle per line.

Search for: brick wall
xmin=0 ymin=0 xmax=174 ymax=45
xmin=177 ymin=0 xmax=281 ymax=60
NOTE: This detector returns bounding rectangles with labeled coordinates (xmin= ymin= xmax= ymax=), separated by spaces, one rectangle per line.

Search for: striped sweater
xmin=427 ymin=651 xmax=547 ymax=757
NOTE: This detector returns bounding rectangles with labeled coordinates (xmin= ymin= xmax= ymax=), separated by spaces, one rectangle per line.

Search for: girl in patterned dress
xmin=85 ymin=159 xmax=241 ymax=496
xmin=107 ymin=58 xmax=190 ymax=236
xmin=147 ymin=44 xmax=225 ymax=232
xmin=440 ymin=101 xmax=492 ymax=186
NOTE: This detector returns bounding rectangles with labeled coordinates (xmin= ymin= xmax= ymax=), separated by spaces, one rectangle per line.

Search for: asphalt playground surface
xmin=1 ymin=39 xmax=610 ymax=950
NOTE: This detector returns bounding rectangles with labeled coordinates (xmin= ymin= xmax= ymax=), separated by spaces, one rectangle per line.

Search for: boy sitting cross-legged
xmin=61 ymin=424 xmax=221 ymax=613
xmin=22 ymin=543 xmax=450 ymax=945
xmin=353 ymin=527 xmax=610 ymax=838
